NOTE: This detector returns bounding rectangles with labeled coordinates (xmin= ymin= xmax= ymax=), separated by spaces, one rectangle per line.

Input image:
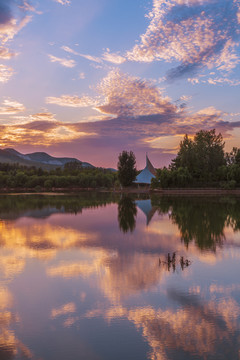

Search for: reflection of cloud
xmin=0 ymin=255 xmax=25 ymax=280
xmin=0 ymin=222 xmax=98 ymax=263
xmin=99 ymin=253 xmax=165 ymax=302
xmin=48 ymin=54 xmax=76 ymax=68
xmin=51 ymin=302 xmax=76 ymax=318
xmin=88 ymin=291 xmax=240 ymax=360
xmin=126 ymin=0 xmax=240 ymax=78
xmin=47 ymin=248 xmax=109 ymax=279
xmin=0 ymin=285 xmax=35 ymax=359
xmin=0 ymin=287 xmax=12 ymax=310
xmin=47 ymin=260 xmax=101 ymax=278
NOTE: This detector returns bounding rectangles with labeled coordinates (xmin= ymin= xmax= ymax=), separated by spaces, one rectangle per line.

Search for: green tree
xmin=64 ymin=161 xmax=82 ymax=174
xmin=172 ymin=129 xmax=225 ymax=182
xmin=225 ymin=147 xmax=240 ymax=166
xmin=117 ymin=151 xmax=137 ymax=187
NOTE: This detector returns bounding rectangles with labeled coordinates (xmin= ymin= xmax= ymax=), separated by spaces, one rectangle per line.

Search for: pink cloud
xmin=126 ymin=0 xmax=240 ymax=78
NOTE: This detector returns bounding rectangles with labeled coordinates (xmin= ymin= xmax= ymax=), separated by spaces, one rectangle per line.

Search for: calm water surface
xmin=0 ymin=193 xmax=240 ymax=360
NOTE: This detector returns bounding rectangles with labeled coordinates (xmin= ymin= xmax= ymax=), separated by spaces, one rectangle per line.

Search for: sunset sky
xmin=0 ymin=0 xmax=240 ymax=168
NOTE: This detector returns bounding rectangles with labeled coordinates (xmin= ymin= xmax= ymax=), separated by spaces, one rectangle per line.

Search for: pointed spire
xmin=146 ymin=153 xmax=156 ymax=176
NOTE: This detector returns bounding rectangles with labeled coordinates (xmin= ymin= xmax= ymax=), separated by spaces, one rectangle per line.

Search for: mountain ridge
xmin=0 ymin=148 xmax=95 ymax=169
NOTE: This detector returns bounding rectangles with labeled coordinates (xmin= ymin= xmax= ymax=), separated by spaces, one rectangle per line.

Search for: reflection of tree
xmin=171 ymin=198 xmax=225 ymax=250
xmin=152 ymin=196 xmax=240 ymax=251
xmin=159 ymin=253 xmax=191 ymax=272
xmin=0 ymin=192 xmax=119 ymax=220
xmin=118 ymin=196 xmax=137 ymax=233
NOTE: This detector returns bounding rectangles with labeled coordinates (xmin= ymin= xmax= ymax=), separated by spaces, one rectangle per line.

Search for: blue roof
xmin=134 ymin=167 xmax=155 ymax=184
xmin=134 ymin=155 xmax=156 ymax=184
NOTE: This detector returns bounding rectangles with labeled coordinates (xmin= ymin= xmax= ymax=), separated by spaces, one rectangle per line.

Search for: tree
xmin=117 ymin=151 xmax=137 ymax=187
xmin=172 ymin=129 xmax=225 ymax=182
xmin=225 ymin=147 xmax=240 ymax=166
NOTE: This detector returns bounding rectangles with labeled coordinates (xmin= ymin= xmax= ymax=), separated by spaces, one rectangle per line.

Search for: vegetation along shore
xmin=1 ymin=129 xmax=240 ymax=193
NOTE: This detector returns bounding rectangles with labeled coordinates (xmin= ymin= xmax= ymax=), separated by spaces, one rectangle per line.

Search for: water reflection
xmin=0 ymin=192 xmax=118 ymax=219
xmin=118 ymin=196 xmax=137 ymax=233
xmin=136 ymin=199 xmax=157 ymax=226
xmin=0 ymin=194 xmax=239 ymax=359
xmin=152 ymin=196 xmax=240 ymax=251
xmin=159 ymin=252 xmax=191 ymax=272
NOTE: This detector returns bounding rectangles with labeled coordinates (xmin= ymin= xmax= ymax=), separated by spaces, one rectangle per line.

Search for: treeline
xmin=152 ymin=129 xmax=240 ymax=189
xmin=0 ymin=162 xmax=117 ymax=190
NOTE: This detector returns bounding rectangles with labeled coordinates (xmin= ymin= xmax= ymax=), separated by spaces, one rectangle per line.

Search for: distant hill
xmin=0 ymin=148 xmax=95 ymax=170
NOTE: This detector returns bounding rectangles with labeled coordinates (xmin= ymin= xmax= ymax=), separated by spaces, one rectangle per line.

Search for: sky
xmin=0 ymin=0 xmax=240 ymax=168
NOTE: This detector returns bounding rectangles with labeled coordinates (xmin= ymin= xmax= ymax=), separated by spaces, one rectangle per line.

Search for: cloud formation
xmin=0 ymin=68 xmax=237 ymax=165
xmin=95 ymin=69 xmax=177 ymax=117
xmin=54 ymin=0 xmax=71 ymax=5
xmin=62 ymin=46 xmax=102 ymax=63
xmin=0 ymin=1 xmax=32 ymax=44
xmin=62 ymin=45 xmax=126 ymax=65
xmin=0 ymin=0 xmax=35 ymax=83
xmin=102 ymin=49 xmax=126 ymax=64
xmin=0 ymin=120 xmax=96 ymax=147
xmin=0 ymin=99 xmax=25 ymax=114
xmin=44 ymin=69 xmax=240 ymax=155
xmin=0 ymin=64 xmax=14 ymax=82
xmin=188 ymin=76 xmax=240 ymax=86
xmin=0 ymin=46 xmax=17 ymax=59
xmin=46 ymin=95 xmax=99 ymax=108
xmin=126 ymin=0 xmax=240 ymax=79
xmin=48 ymin=54 xmax=76 ymax=68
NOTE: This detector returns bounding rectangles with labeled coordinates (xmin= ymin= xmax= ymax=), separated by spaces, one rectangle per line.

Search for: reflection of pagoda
xmin=134 ymin=155 xmax=156 ymax=185
xmin=136 ymin=199 xmax=157 ymax=226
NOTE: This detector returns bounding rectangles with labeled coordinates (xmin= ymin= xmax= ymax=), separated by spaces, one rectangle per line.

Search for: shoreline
xmin=1 ymin=187 xmax=240 ymax=196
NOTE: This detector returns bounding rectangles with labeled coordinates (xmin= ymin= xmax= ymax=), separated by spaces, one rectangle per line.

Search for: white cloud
xmin=0 ymin=46 xmax=18 ymax=59
xmin=54 ymin=0 xmax=71 ymax=5
xmin=0 ymin=65 xmax=14 ymax=83
xmin=61 ymin=46 xmax=102 ymax=63
xmin=95 ymin=69 xmax=176 ymax=117
xmin=188 ymin=76 xmax=240 ymax=86
xmin=79 ymin=72 xmax=85 ymax=79
xmin=46 ymin=95 xmax=99 ymax=108
xmin=126 ymin=0 xmax=240 ymax=78
xmin=102 ymin=49 xmax=126 ymax=64
xmin=0 ymin=99 xmax=25 ymax=114
xmin=48 ymin=54 xmax=76 ymax=68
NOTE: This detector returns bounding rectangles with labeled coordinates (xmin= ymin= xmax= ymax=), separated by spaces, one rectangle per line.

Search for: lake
xmin=0 ymin=193 xmax=240 ymax=360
